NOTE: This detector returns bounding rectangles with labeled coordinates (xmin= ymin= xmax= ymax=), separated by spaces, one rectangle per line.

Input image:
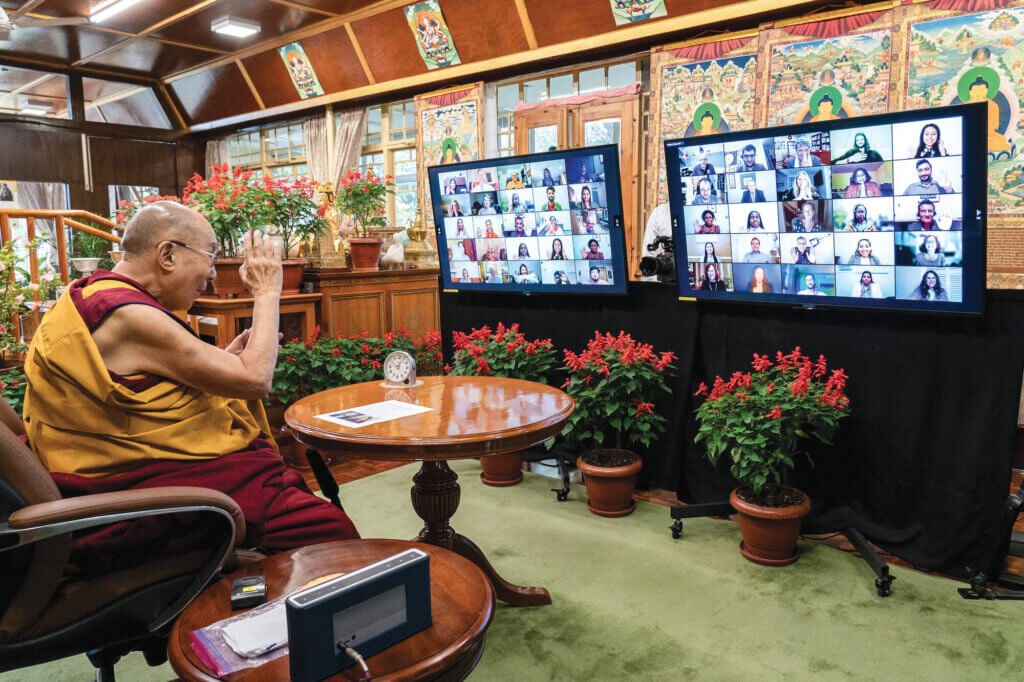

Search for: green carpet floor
xmin=6 ymin=460 xmax=1024 ymax=680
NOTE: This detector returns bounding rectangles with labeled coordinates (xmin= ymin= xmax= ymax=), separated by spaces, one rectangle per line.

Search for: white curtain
xmin=15 ymin=182 xmax=68 ymax=269
xmin=303 ymin=116 xmax=329 ymax=184
xmin=331 ymin=107 xmax=367 ymax=190
xmin=205 ymin=138 xmax=231 ymax=174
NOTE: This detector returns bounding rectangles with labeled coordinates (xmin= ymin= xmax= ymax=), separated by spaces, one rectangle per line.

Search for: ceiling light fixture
xmin=90 ymin=0 xmax=145 ymax=24
xmin=20 ymin=101 xmax=51 ymax=116
xmin=211 ymin=16 xmax=260 ymax=38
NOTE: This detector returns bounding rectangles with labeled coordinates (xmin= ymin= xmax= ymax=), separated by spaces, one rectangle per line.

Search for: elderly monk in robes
xmin=22 ymin=201 xmax=358 ymax=573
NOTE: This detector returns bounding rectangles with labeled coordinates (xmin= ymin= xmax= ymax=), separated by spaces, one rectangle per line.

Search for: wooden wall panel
xmin=242 ymin=50 xmax=301 ymax=110
xmin=330 ymin=292 xmax=386 ymax=339
xmin=0 ymin=124 xmax=83 ymax=184
xmin=89 ymin=137 xmax=178 ymax=188
xmin=299 ymin=25 xmax=372 ymax=92
xmin=176 ymin=141 xmax=206 ymax=188
xmin=170 ymin=64 xmax=260 ymax=125
xmin=439 ymin=0 xmax=530 ymax=62
xmin=391 ymin=287 xmax=440 ymax=339
xmin=350 ymin=9 xmax=427 ymax=83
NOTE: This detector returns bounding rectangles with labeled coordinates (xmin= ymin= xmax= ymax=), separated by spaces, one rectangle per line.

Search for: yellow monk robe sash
xmin=23 ymin=283 xmax=276 ymax=478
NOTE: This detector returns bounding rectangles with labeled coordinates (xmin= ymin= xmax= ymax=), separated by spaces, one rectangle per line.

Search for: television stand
xmin=669 ymin=503 xmax=896 ymax=596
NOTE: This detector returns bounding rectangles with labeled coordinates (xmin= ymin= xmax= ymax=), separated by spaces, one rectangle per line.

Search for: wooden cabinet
xmin=305 ymin=268 xmax=440 ymax=339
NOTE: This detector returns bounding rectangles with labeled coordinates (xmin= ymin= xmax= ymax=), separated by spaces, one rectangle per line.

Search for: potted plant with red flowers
xmin=448 ymin=323 xmax=556 ymax=486
xmin=560 ymin=332 xmax=675 ymax=517
xmin=335 ymin=169 xmax=395 ymax=270
xmin=693 ymin=347 xmax=850 ymax=566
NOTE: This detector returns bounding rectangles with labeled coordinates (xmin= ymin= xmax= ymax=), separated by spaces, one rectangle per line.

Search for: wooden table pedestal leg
xmin=411 ymin=460 xmax=552 ymax=607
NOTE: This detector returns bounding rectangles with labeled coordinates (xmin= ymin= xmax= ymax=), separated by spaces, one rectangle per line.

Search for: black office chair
xmin=0 ymin=397 xmax=261 ymax=681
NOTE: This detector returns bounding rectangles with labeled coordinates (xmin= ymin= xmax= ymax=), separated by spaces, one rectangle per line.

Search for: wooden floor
xmin=299 ymin=449 xmax=1024 ymax=585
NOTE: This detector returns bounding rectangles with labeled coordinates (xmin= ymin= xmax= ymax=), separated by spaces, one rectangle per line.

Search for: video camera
xmin=639 ymin=236 xmax=676 ymax=283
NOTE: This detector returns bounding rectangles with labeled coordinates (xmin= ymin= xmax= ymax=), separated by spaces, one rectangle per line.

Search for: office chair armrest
xmin=3 ymin=486 xmax=246 ymax=548
xmin=1 ymin=487 xmax=248 ymax=634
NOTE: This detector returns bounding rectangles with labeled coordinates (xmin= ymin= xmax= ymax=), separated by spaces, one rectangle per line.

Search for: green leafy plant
xmin=266 ymin=327 xmax=444 ymax=407
xmin=265 ymin=176 xmax=331 ymax=257
xmin=181 ymin=164 xmax=275 ymax=257
xmin=0 ymin=238 xmax=44 ymax=358
xmin=335 ymin=169 xmax=395 ymax=237
xmin=559 ymin=331 xmax=675 ymax=453
xmin=70 ymin=228 xmax=116 ymax=276
xmin=693 ymin=347 xmax=850 ymax=506
xmin=448 ymin=323 xmax=556 ymax=382
xmin=0 ymin=368 xmax=27 ymax=415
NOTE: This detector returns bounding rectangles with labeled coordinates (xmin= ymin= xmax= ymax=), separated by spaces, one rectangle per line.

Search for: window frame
xmin=227 ymin=121 xmax=309 ymax=181
xmin=355 ymin=100 xmax=418 ymax=228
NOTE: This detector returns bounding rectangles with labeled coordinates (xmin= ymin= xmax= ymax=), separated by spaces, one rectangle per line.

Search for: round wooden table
xmin=285 ymin=376 xmax=574 ymax=607
xmin=168 ymin=539 xmax=494 ymax=681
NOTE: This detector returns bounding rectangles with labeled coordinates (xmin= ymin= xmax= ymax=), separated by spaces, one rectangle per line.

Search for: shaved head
xmin=120 ymin=201 xmax=212 ymax=255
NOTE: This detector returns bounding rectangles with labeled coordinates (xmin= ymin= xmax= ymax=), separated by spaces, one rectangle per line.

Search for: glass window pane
xmin=497 ymin=84 xmax=518 ymax=114
xmin=579 ymin=68 xmax=605 ymax=94
xmin=608 ymin=62 xmax=637 ymax=89
xmin=528 ymin=125 xmax=558 ymax=153
xmin=0 ymin=66 xmax=70 ymax=120
xmin=523 ymin=79 xmax=546 ymax=104
xmin=584 ymin=118 xmax=620 ymax=148
xmin=549 ymin=74 xmax=573 ymax=99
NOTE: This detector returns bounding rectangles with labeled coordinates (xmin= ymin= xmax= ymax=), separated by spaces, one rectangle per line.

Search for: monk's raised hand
xmin=240 ymin=230 xmax=282 ymax=297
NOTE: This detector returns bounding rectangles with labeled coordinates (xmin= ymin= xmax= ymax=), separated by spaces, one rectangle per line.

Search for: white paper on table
xmin=313 ymin=400 xmax=433 ymax=428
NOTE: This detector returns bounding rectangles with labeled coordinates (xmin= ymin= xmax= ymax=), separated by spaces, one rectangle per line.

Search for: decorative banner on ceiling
xmin=414 ymin=82 xmax=483 ymax=227
xmin=277 ymin=41 xmax=324 ymax=99
xmin=893 ymin=0 xmax=1024 ymax=289
xmin=404 ymin=1 xmax=461 ymax=70
xmin=646 ymin=34 xmax=758 ymax=210
xmin=610 ymin=0 xmax=668 ymax=26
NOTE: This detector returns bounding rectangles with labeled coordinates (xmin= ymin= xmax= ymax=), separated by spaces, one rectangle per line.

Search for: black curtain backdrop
xmin=440 ymin=283 xmax=1024 ymax=578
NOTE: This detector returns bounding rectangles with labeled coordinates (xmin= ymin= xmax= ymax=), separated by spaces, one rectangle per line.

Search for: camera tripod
xmin=958 ymin=476 xmax=1024 ymax=600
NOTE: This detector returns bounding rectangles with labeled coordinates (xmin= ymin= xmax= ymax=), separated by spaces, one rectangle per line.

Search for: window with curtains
xmin=227 ymin=122 xmax=309 ymax=178
xmin=353 ymin=100 xmax=418 ymax=228
xmin=493 ymin=56 xmax=645 ymax=156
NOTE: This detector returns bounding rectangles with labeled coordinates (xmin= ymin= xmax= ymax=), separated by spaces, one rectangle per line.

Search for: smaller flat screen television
xmin=427 ymin=144 xmax=628 ymax=294
xmin=663 ymin=103 xmax=987 ymax=314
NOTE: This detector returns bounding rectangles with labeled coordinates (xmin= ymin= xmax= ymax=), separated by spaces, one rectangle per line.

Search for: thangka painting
xmin=610 ymin=0 xmax=667 ymax=26
xmin=415 ymin=84 xmax=483 ymax=224
xmin=764 ymin=31 xmax=892 ymax=127
xmin=646 ymin=36 xmax=758 ymax=211
xmin=404 ymin=1 xmax=461 ymax=70
xmin=277 ymin=42 xmax=324 ymax=99
xmin=907 ymin=8 xmax=1024 ymax=209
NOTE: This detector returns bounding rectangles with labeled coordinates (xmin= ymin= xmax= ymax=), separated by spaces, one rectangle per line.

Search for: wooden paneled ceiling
xmin=0 ymin=0 xmax=821 ymax=130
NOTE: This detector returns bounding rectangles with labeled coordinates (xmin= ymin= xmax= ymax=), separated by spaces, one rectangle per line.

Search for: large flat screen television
xmin=663 ymin=103 xmax=986 ymax=313
xmin=427 ymin=144 xmax=628 ymax=294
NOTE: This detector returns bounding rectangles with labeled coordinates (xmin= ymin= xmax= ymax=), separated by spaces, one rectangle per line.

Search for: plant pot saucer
xmin=479 ymin=471 xmax=523 ymax=487
xmin=586 ymin=499 xmax=636 ymax=517
xmin=739 ymin=541 xmax=798 ymax=566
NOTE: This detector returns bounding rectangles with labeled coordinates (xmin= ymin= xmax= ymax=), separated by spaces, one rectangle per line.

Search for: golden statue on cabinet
xmin=403 ymin=204 xmax=438 ymax=269
xmin=308 ymin=182 xmax=348 ymax=269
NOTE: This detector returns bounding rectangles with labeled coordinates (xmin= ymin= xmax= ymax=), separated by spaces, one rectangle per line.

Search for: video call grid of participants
xmin=677 ymin=117 xmax=965 ymax=303
xmin=439 ymin=155 xmax=616 ymax=286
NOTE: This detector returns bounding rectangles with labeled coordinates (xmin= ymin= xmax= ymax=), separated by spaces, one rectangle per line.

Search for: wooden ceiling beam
xmin=0 ymin=53 xmax=162 ymax=86
xmin=164 ymin=0 xmax=412 ymax=83
xmin=267 ymin=0 xmax=342 ymax=17
xmin=513 ymin=0 xmax=538 ymax=51
xmin=9 ymin=0 xmax=48 ymax=22
xmin=189 ymin=0 xmax=818 ymax=132
xmin=156 ymin=81 xmax=188 ymax=129
xmin=235 ymin=59 xmax=266 ymax=110
xmin=74 ymin=0 xmax=225 ymax=67
xmin=344 ymin=23 xmax=375 ymax=85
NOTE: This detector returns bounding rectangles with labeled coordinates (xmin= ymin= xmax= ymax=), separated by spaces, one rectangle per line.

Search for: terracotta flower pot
xmin=210 ymin=259 xmax=305 ymax=298
xmin=19 ymin=312 xmax=39 ymax=345
xmin=729 ymin=486 xmax=811 ymax=566
xmin=211 ymin=258 xmax=246 ymax=298
xmin=479 ymin=451 xmax=524 ymax=487
xmin=348 ymin=237 xmax=385 ymax=271
xmin=577 ymin=449 xmax=641 ymax=517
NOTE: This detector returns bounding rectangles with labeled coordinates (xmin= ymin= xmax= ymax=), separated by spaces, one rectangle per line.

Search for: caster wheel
xmin=670 ymin=520 xmax=682 ymax=539
xmin=875 ymin=578 xmax=893 ymax=597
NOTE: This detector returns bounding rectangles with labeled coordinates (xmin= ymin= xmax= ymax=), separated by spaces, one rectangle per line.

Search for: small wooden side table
xmin=168 ymin=539 xmax=494 ymax=681
xmin=187 ymin=293 xmax=321 ymax=347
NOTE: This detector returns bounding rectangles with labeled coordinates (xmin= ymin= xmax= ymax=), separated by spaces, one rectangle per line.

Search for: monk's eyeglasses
xmin=169 ymin=240 xmax=218 ymax=263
